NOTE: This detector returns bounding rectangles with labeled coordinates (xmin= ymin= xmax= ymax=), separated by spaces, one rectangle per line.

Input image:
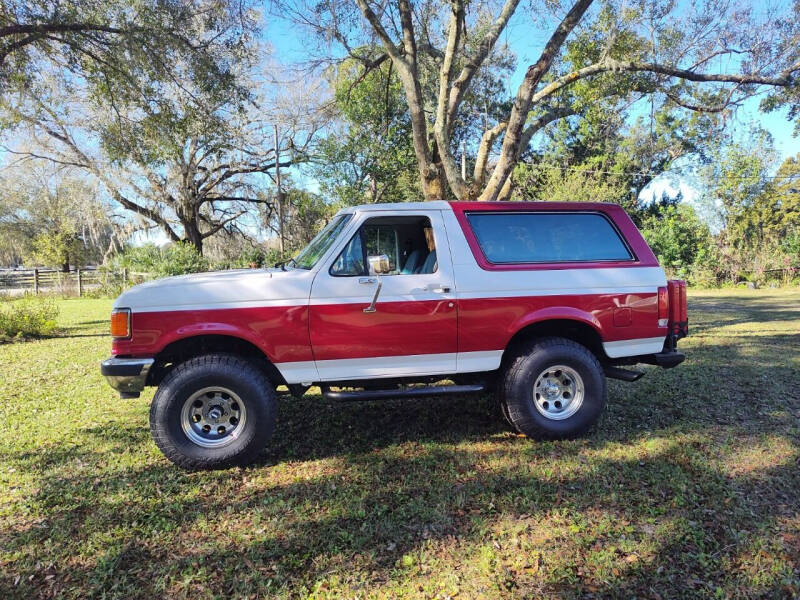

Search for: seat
xmin=401 ymin=250 xmax=423 ymax=274
xmin=416 ymin=249 xmax=437 ymax=274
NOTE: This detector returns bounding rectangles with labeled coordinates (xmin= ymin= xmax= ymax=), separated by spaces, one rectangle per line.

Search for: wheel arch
xmin=148 ymin=334 xmax=286 ymax=387
xmin=502 ymin=316 xmax=608 ymax=366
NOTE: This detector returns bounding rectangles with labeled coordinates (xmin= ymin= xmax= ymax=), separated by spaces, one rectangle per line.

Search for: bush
xmin=0 ymin=299 xmax=59 ymax=341
xmin=217 ymin=247 xmax=289 ymax=270
xmin=639 ymin=203 xmax=714 ymax=284
xmin=110 ymin=242 xmax=209 ymax=278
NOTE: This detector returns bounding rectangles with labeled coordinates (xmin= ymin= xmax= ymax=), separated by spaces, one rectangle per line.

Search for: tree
xmin=699 ymin=138 xmax=800 ymax=283
xmin=0 ymin=163 xmax=116 ymax=269
xmin=0 ymin=0 xmax=255 ymax=107
xmin=262 ymin=187 xmax=337 ymax=253
xmin=639 ymin=199 xmax=712 ymax=277
xmin=29 ymin=231 xmax=87 ymax=272
xmin=511 ymin=55 xmax=725 ymax=212
xmin=3 ymin=54 xmax=329 ymax=254
xmin=1 ymin=1 xmax=332 ymax=255
xmin=314 ymin=57 xmax=419 ymax=205
xmin=282 ymin=0 xmax=800 ymax=201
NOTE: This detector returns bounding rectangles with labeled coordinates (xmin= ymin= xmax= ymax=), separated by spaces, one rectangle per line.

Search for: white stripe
xmin=139 ymin=298 xmax=308 ymax=312
xmin=314 ymin=353 xmax=456 ymax=381
xmin=452 ymin=266 xmax=667 ymax=297
xmin=273 ymin=360 xmax=319 ymax=384
xmin=457 ymin=350 xmax=503 ymax=372
xmin=275 ymin=339 xmax=666 ymax=384
xmin=275 ymin=350 xmax=503 ymax=384
xmin=458 ymin=286 xmax=659 ymax=300
xmin=603 ymin=336 xmax=665 ymax=358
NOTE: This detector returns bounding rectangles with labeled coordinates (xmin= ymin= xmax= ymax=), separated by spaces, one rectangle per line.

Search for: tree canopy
xmin=279 ymin=0 xmax=800 ymax=201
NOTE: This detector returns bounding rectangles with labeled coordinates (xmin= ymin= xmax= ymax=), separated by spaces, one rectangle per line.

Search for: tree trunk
xmin=182 ymin=219 xmax=204 ymax=255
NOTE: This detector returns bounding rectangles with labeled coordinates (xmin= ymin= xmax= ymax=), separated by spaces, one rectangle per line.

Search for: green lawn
xmin=1 ymin=290 xmax=799 ymax=599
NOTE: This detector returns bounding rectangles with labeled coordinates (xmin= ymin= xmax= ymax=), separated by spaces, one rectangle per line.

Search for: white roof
xmin=340 ymin=201 xmax=451 ymax=213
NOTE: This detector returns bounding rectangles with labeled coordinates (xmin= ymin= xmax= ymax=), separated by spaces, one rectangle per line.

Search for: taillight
xmin=657 ymin=286 xmax=668 ymax=327
xmin=110 ymin=308 xmax=131 ymax=339
xmin=667 ymin=280 xmax=688 ymax=338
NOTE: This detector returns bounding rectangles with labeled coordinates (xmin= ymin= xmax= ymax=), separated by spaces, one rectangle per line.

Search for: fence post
xmin=33 ymin=269 xmax=39 ymax=295
xmin=77 ymin=269 xmax=83 ymax=297
xmin=122 ymin=267 xmax=128 ymax=286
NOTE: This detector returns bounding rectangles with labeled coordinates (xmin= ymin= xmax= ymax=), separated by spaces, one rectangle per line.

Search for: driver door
xmin=309 ymin=210 xmax=457 ymax=381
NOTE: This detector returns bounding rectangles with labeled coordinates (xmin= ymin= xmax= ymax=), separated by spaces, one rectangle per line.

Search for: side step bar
xmin=323 ymin=384 xmax=486 ymax=402
xmin=604 ymin=366 xmax=645 ymax=382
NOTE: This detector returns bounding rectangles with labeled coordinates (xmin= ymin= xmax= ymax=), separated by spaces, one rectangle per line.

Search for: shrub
xmin=0 ymin=299 xmax=59 ymax=341
xmin=110 ymin=242 xmax=209 ymax=278
xmin=213 ymin=246 xmax=289 ymax=270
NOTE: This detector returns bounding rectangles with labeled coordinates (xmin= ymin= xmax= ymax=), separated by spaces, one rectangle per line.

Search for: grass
xmin=1 ymin=290 xmax=798 ymax=599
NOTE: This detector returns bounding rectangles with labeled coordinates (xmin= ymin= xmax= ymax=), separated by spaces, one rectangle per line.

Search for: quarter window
xmin=466 ymin=212 xmax=632 ymax=264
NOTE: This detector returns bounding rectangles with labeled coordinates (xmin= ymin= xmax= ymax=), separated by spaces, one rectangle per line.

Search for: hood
xmin=114 ymin=268 xmax=314 ymax=312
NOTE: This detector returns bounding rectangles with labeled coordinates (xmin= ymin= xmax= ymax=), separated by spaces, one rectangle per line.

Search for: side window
xmin=330 ymin=216 xmax=438 ymax=276
xmin=466 ymin=212 xmax=633 ymax=264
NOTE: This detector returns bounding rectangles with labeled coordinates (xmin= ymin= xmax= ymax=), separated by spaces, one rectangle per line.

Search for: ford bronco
xmin=101 ymin=201 xmax=688 ymax=469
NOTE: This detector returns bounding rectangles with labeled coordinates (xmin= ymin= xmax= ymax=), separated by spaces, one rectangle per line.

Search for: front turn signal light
xmin=110 ymin=308 xmax=131 ymax=339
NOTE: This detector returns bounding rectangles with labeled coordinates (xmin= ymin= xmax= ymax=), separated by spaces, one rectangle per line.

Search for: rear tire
xmin=500 ymin=337 xmax=605 ymax=439
xmin=149 ymin=354 xmax=276 ymax=470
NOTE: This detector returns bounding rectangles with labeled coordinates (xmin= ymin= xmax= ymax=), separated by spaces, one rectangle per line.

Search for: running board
xmin=604 ymin=366 xmax=645 ymax=382
xmin=323 ymin=384 xmax=486 ymax=402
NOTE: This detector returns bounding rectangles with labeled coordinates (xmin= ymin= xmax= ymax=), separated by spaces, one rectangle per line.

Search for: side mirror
xmin=368 ymin=254 xmax=392 ymax=274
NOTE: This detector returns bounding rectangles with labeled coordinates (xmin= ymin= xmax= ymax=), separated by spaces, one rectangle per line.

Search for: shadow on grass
xmin=5 ymin=421 xmax=798 ymax=598
xmin=3 ymin=294 xmax=799 ymax=598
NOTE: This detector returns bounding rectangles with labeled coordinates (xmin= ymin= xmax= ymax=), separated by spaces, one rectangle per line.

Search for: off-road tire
xmin=500 ymin=337 xmax=606 ymax=439
xmin=149 ymin=354 xmax=276 ymax=470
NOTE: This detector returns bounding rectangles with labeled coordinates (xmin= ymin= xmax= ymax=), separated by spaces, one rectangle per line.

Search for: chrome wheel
xmin=533 ymin=365 xmax=584 ymax=420
xmin=180 ymin=386 xmax=247 ymax=448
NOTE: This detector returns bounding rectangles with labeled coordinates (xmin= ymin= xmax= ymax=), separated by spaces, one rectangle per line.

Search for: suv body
xmin=102 ymin=201 xmax=688 ymax=469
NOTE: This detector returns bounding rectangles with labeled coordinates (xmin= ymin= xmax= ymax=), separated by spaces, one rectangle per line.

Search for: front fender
xmin=111 ymin=305 xmax=313 ymax=364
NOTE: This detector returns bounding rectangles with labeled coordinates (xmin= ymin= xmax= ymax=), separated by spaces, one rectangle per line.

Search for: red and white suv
xmin=101 ymin=201 xmax=688 ymax=469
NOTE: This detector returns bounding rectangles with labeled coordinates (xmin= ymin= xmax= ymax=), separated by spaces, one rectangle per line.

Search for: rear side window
xmin=466 ymin=212 xmax=633 ymax=264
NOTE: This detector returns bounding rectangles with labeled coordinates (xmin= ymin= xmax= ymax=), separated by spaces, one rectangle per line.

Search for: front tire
xmin=149 ymin=354 xmax=276 ymax=470
xmin=500 ymin=337 xmax=606 ymax=439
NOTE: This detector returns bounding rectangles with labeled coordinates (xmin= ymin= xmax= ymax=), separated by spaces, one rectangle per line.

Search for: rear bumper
xmin=637 ymin=333 xmax=686 ymax=369
xmin=642 ymin=350 xmax=685 ymax=369
xmin=100 ymin=357 xmax=154 ymax=398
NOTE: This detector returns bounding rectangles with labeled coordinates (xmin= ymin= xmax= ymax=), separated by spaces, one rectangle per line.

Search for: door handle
xmin=428 ymin=283 xmax=451 ymax=293
xmin=359 ymin=277 xmax=377 ymax=285
xmin=363 ymin=276 xmax=382 ymax=313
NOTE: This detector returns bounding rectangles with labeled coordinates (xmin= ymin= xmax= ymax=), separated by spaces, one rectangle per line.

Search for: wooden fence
xmin=0 ymin=268 xmax=130 ymax=296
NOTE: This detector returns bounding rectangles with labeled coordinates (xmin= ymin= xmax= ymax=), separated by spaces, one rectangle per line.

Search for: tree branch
xmin=446 ymin=0 xmax=522 ymax=128
xmin=353 ymin=0 xmax=405 ymax=64
xmin=479 ymin=0 xmax=596 ymax=201
xmin=0 ymin=33 xmax=43 ymax=63
xmin=200 ymin=210 xmax=248 ymax=239
xmin=0 ymin=23 xmax=133 ymax=39
xmin=473 ymin=121 xmax=507 ymax=190
xmin=434 ymin=0 xmax=469 ymax=199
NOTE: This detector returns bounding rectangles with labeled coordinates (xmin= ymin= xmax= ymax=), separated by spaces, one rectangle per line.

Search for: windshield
xmin=290 ymin=214 xmax=353 ymax=270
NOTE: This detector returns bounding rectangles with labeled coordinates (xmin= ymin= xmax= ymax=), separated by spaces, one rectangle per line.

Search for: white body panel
xmin=113 ymin=268 xmax=313 ymax=312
